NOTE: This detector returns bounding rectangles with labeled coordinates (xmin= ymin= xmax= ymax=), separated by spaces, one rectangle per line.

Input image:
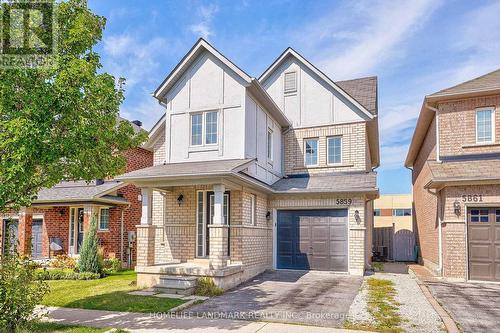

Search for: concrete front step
xmin=154 ymin=275 xmax=198 ymax=295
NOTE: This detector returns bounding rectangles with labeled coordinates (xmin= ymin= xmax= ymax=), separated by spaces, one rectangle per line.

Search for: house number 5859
xmin=462 ymin=194 xmax=483 ymax=202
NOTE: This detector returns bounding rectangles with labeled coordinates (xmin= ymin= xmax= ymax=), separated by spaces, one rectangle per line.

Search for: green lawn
xmin=18 ymin=322 xmax=109 ymax=333
xmin=42 ymin=271 xmax=185 ymax=313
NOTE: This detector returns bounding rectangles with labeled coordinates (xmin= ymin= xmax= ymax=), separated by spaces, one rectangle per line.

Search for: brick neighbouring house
xmin=0 ymin=119 xmax=153 ymax=267
xmin=406 ymin=69 xmax=500 ymax=282
xmin=118 ymin=39 xmax=380 ymax=291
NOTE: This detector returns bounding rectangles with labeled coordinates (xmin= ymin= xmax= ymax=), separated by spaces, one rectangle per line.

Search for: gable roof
xmin=259 ymin=47 xmax=376 ymax=119
xmin=406 ymin=68 xmax=500 ymax=168
xmin=336 ymin=76 xmax=378 ymax=115
xmin=152 ymin=39 xmax=290 ymax=127
xmin=34 ymin=180 xmax=128 ymax=205
xmin=427 ymin=69 xmax=500 ymax=101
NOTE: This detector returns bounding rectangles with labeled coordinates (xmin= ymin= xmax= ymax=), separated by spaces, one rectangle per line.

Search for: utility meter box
xmin=128 ymin=231 xmax=136 ymax=245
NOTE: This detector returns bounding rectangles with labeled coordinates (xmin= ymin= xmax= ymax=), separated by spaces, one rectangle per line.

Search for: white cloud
xmin=103 ymin=34 xmax=168 ymax=89
xmin=120 ymin=90 xmax=165 ymax=129
xmin=189 ymin=3 xmax=219 ymax=40
xmin=299 ymin=0 xmax=440 ymax=79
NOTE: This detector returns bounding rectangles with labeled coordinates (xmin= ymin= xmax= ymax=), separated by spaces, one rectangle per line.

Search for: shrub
xmin=78 ymin=217 xmax=102 ymax=274
xmin=49 ymin=255 xmax=76 ymax=270
xmin=103 ymin=258 xmax=122 ymax=273
xmin=36 ymin=269 xmax=100 ymax=281
xmin=0 ymin=226 xmax=49 ymax=332
xmin=194 ymin=277 xmax=223 ymax=297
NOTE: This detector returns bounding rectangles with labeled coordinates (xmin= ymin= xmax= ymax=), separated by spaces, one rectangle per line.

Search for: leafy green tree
xmin=0 ymin=0 xmax=146 ymax=212
xmin=0 ymin=222 xmax=49 ymax=332
xmin=78 ymin=217 xmax=102 ymax=274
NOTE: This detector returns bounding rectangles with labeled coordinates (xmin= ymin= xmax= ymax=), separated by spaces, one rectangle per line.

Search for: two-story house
xmin=406 ymin=69 xmax=500 ymax=282
xmin=0 ymin=118 xmax=152 ymax=268
xmin=119 ymin=39 xmax=379 ymax=291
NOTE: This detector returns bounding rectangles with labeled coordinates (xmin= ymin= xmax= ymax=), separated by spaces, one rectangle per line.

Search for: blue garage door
xmin=277 ymin=209 xmax=348 ymax=271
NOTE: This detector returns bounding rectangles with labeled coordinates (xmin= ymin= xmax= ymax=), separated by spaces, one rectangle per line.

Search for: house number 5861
xmin=462 ymin=194 xmax=483 ymax=202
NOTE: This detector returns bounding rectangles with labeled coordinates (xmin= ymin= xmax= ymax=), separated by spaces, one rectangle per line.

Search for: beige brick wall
xmin=438 ymin=94 xmax=500 ymax=157
xmin=412 ymin=117 xmax=439 ymax=270
xmin=152 ymin=131 xmax=166 ymax=166
xmin=284 ymin=122 xmax=368 ymax=175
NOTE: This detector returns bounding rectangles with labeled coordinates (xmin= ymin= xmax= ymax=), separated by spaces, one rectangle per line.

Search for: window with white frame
xmin=327 ymin=136 xmax=342 ymax=164
xmin=476 ymin=108 xmax=494 ymax=143
xmin=284 ymin=71 xmax=297 ymax=94
xmin=267 ymin=129 xmax=273 ymax=161
xmin=191 ymin=111 xmax=218 ymax=146
xmin=250 ymin=194 xmax=256 ymax=225
xmin=99 ymin=208 xmax=109 ymax=230
xmin=304 ymin=138 xmax=318 ymax=166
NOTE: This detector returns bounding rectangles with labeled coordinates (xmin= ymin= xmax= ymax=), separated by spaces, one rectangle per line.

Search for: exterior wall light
xmin=266 ymin=211 xmax=271 ymax=220
xmin=453 ymin=200 xmax=461 ymax=216
xmin=354 ymin=210 xmax=361 ymax=224
xmin=177 ymin=194 xmax=184 ymax=206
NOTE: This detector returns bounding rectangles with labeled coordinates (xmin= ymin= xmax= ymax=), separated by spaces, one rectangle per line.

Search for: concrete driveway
xmin=189 ymin=270 xmax=363 ymax=327
xmin=426 ymin=280 xmax=500 ymax=332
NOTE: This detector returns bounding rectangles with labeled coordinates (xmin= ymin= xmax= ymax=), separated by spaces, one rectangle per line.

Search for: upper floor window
xmin=374 ymin=209 xmax=381 ymax=216
xmin=327 ymin=136 xmax=342 ymax=164
xmin=267 ymin=129 xmax=273 ymax=161
xmin=304 ymin=138 xmax=318 ymax=166
xmin=284 ymin=71 xmax=297 ymax=94
xmin=99 ymin=208 xmax=110 ymax=230
xmin=393 ymin=208 xmax=412 ymax=216
xmin=476 ymin=108 xmax=494 ymax=143
xmin=191 ymin=111 xmax=218 ymax=146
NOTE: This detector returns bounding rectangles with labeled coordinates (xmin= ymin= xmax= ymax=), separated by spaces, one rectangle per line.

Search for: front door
xmin=468 ymin=208 xmax=500 ymax=282
xmin=31 ymin=219 xmax=43 ymax=258
xmin=69 ymin=208 xmax=85 ymax=255
xmin=196 ymin=191 xmax=230 ymax=257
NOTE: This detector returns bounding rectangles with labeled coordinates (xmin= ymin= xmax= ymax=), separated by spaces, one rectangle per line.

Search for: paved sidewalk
xmin=41 ymin=306 xmax=369 ymax=333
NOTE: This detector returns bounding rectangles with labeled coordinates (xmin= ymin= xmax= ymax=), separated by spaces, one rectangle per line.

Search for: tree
xmin=0 ymin=0 xmax=146 ymax=212
xmin=78 ymin=217 xmax=102 ymax=274
xmin=0 ymin=222 xmax=49 ymax=332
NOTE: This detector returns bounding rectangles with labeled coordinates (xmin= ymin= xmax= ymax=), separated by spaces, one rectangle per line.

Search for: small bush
xmin=49 ymin=255 xmax=77 ymax=270
xmin=78 ymin=217 xmax=102 ymax=274
xmin=0 ymin=227 xmax=49 ymax=332
xmin=103 ymin=258 xmax=123 ymax=273
xmin=194 ymin=277 xmax=223 ymax=297
xmin=36 ymin=269 xmax=100 ymax=281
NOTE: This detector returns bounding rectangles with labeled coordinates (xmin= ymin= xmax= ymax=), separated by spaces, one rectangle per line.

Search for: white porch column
xmin=140 ymin=188 xmax=153 ymax=225
xmin=209 ymin=184 xmax=228 ymax=269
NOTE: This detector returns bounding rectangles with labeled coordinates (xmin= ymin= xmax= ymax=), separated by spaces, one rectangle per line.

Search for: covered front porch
xmin=129 ymin=174 xmax=273 ymax=291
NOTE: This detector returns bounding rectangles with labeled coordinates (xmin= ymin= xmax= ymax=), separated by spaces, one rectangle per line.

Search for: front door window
xmin=196 ymin=191 xmax=230 ymax=258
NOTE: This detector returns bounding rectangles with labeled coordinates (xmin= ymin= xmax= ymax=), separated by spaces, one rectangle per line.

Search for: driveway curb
xmin=409 ymin=267 xmax=460 ymax=333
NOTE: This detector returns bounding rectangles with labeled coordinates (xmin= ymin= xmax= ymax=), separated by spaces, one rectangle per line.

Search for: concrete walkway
xmin=42 ymin=306 xmax=370 ymax=333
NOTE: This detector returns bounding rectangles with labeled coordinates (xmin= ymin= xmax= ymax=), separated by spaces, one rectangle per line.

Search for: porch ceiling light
xmin=177 ymin=194 xmax=184 ymax=206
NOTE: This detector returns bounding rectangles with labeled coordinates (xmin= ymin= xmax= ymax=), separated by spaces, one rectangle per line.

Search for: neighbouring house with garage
xmin=0 ymin=119 xmax=153 ymax=267
xmin=406 ymin=69 xmax=500 ymax=282
xmin=118 ymin=38 xmax=379 ymax=292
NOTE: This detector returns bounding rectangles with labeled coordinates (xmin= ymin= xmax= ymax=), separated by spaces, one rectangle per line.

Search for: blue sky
xmin=88 ymin=0 xmax=500 ymax=194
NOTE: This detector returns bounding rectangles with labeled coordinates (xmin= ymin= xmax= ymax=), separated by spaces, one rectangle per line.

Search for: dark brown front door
xmin=277 ymin=210 xmax=348 ymax=271
xmin=468 ymin=208 xmax=500 ymax=282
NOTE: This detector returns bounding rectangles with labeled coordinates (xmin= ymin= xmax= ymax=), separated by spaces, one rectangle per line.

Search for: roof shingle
xmin=336 ymin=76 xmax=378 ymax=115
xmin=428 ymin=69 xmax=500 ymax=97
xmin=271 ymin=172 xmax=378 ymax=193
xmin=35 ymin=180 xmax=126 ymax=203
